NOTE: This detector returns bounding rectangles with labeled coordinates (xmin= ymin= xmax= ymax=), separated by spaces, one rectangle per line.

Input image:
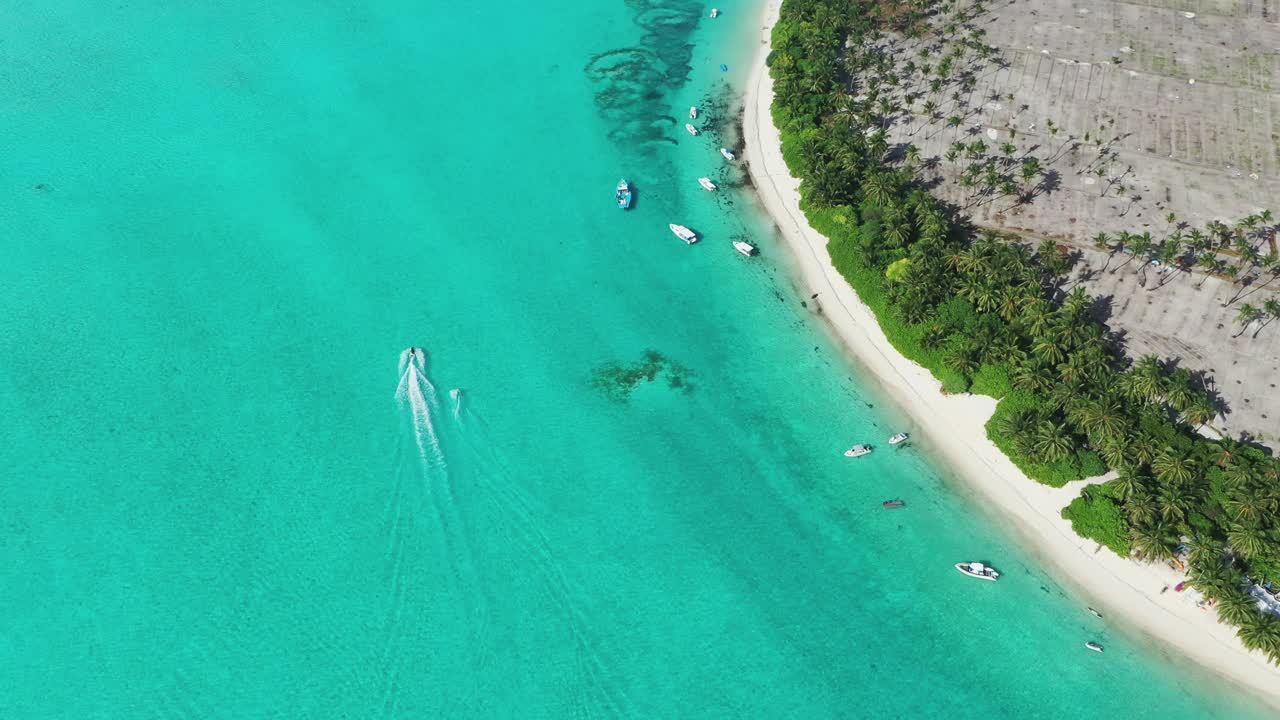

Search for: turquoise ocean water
xmin=0 ymin=1 xmax=1272 ymax=717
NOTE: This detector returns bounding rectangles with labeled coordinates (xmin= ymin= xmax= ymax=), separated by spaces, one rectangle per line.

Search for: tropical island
xmin=743 ymin=0 xmax=1280 ymax=705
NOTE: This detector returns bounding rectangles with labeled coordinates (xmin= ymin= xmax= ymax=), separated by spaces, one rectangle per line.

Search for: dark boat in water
xmin=882 ymin=500 xmax=905 ymax=509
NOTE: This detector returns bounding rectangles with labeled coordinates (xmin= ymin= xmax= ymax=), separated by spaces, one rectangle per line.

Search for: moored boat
xmin=1085 ymin=642 xmax=1104 ymax=653
xmin=882 ymin=499 xmax=905 ymax=509
xmin=689 ymin=106 xmax=698 ymax=119
xmin=720 ymin=147 xmax=736 ymax=161
xmin=616 ymin=179 xmax=633 ymax=209
xmin=698 ymin=177 xmax=717 ymax=192
xmin=955 ymin=562 xmax=1000 ymax=581
xmin=888 ymin=432 xmax=909 ymax=446
xmin=710 ymin=8 xmax=719 ymax=17
xmin=669 ymin=223 xmax=698 ymax=244
xmin=733 ymin=241 xmax=756 ymax=257
xmin=844 ymin=444 xmax=872 ymax=458
xmin=1088 ymin=607 xmax=1103 ymax=618
xmin=686 ymin=123 xmax=699 ymax=136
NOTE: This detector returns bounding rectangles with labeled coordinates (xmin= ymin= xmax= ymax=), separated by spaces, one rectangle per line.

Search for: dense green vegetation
xmin=769 ymin=0 xmax=1280 ymax=660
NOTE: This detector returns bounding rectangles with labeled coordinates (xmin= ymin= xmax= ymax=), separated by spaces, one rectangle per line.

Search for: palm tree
xmin=1236 ymin=612 xmax=1280 ymax=658
xmin=1155 ymin=482 xmax=1192 ymax=523
xmin=1185 ymin=534 xmax=1222 ymax=571
xmin=1033 ymin=420 xmax=1074 ymax=463
xmin=944 ymin=342 xmax=980 ymax=376
xmin=1216 ymin=591 xmax=1259 ymax=626
xmin=1152 ymin=450 xmax=1197 ymax=485
xmin=1131 ymin=523 xmax=1176 ymax=562
xmin=1182 ymin=395 xmax=1216 ymax=428
xmin=1112 ymin=468 xmax=1146 ymax=501
xmin=1126 ymin=489 xmax=1157 ymax=527
xmin=1234 ymin=303 xmax=1263 ymax=337
xmin=1160 ymin=370 xmax=1194 ymax=411
xmin=1227 ymin=523 xmax=1269 ymax=559
xmin=1075 ymin=398 xmax=1127 ymax=443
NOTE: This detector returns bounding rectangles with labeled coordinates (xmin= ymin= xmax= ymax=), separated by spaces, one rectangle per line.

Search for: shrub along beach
xmin=745 ymin=0 xmax=1280 ymax=704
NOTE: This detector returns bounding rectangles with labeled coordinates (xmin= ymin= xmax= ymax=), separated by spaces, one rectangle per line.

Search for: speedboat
xmin=669 ymin=223 xmax=698 ymax=244
xmin=882 ymin=499 xmax=905 ymax=509
xmin=720 ymin=147 xmax=736 ymax=161
xmin=698 ymin=177 xmax=717 ymax=192
xmin=686 ymin=123 xmax=699 ymax=136
xmin=689 ymin=106 xmax=698 ymax=119
xmin=955 ymin=562 xmax=999 ymax=581
xmin=1085 ymin=642 xmax=1104 ymax=653
xmin=616 ymin=179 xmax=633 ymax=209
xmin=844 ymin=444 xmax=872 ymax=458
xmin=710 ymin=8 xmax=719 ymax=18
xmin=888 ymin=432 xmax=910 ymax=446
xmin=733 ymin=241 xmax=756 ymax=257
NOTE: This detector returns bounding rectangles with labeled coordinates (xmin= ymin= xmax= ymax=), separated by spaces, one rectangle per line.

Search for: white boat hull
xmin=686 ymin=123 xmax=699 ymax=136
xmin=698 ymin=177 xmax=717 ymax=191
xmin=720 ymin=148 xmax=735 ymax=160
xmin=669 ymin=224 xmax=698 ymax=244
xmin=955 ymin=562 xmax=1000 ymax=581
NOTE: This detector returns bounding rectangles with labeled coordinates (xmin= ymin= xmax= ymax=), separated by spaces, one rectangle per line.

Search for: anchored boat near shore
xmin=669 ymin=223 xmax=698 ymax=244
xmin=733 ymin=240 xmax=756 ymax=257
xmin=844 ymin=444 xmax=872 ymax=458
xmin=698 ymin=177 xmax=717 ymax=192
xmin=720 ymin=147 xmax=736 ymax=161
xmin=955 ymin=562 xmax=1000 ymax=581
xmin=686 ymin=123 xmax=699 ymax=136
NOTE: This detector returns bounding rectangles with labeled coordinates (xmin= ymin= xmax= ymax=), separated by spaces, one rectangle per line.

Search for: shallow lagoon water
xmin=0 ymin=1 xmax=1273 ymax=717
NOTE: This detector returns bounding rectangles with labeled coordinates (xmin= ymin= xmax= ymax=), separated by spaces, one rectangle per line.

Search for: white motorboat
xmin=844 ymin=444 xmax=873 ymax=458
xmin=698 ymin=177 xmax=717 ymax=191
xmin=710 ymin=8 xmax=719 ymax=18
xmin=888 ymin=432 xmax=909 ymax=446
xmin=689 ymin=106 xmax=698 ymax=119
xmin=1085 ymin=642 xmax=1104 ymax=653
xmin=733 ymin=241 xmax=756 ymax=257
xmin=686 ymin=123 xmax=699 ymax=136
xmin=669 ymin=223 xmax=698 ymax=244
xmin=720 ymin=147 xmax=735 ymax=160
xmin=955 ymin=562 xmax=1000 ymax=581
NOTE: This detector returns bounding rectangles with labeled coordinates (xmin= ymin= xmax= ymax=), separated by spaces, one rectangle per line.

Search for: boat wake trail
xmin=395 ymin=348 xmax=445 ymax=470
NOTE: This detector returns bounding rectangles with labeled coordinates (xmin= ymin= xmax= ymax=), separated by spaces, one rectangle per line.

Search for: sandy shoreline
xmin=741 ymin=0 xmax=1280 ymax=708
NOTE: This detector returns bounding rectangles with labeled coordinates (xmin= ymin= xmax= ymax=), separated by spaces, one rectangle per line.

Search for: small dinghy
xmin=844 ymin=444 xmax=872 ymax=458
xmin=698 ymin=177 xmax=717 ymax=192
xmin=1085 ymin=642 xmax=1104 ymax=653
xmin=685 ymin=123 xmax=699 ymax=136
xmin=1088 ymin=607 xmax=1103 ymax=618
xmin=733 ymin=241 xmax=756 ymax=257
xmin=669 ymin=223 xmax=698 ymax=245
xmin=689 ymin=106 xmax=698 ymax=119
xmin=888 ymin=432 xmax=909 ymax=446
xmin=615 ymin=178 xmax=633 ymax=210
xmin=955 ymin=562 xmax=1000 ymax=581
xmin=882 ymin=500 xmax=905 ymax=509
xmin=720 ymin=147 xmax=736 ymax=161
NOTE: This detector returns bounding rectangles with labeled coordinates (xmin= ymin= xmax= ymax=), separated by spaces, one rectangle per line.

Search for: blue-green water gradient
xmin=0 ymin=1 xmax=1271 ymax=717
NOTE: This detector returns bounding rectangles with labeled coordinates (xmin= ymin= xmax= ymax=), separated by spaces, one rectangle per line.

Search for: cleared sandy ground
xmin=872 ymin=0 xmax=1280 ymax=439
xmin=1062 ymin=246 xmax=1280 ymax=443
xmin=744 ymin=0 xmax=1280 ymax=708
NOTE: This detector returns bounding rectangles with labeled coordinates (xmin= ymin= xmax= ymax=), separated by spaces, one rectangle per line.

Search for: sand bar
xmin=742 ymin=0 xmax=1280 ymax=708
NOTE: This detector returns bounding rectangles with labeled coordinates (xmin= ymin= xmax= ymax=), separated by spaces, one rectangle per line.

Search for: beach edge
xmin=741 ymin=0 xmax=1280 ymax=708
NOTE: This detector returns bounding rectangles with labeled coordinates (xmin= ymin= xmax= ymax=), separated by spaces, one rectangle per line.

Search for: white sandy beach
xmin=742 ymin=0 xmax=1280 ymax=708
